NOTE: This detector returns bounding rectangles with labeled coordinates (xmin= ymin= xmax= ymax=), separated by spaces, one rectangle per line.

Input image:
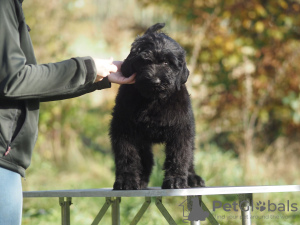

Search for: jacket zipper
xmin=4 ymin=108 xmax=19 ymax=156
xmin=4 ymin=145 xmax=11 ymax=156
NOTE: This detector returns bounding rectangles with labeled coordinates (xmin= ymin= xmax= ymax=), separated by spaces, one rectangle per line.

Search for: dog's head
xmin=121 ymin=23 xmax=189 ymax=99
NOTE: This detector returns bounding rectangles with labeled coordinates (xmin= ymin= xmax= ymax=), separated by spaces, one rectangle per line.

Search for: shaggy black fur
xmin=110 ymin=23 xmax=205 ymax=190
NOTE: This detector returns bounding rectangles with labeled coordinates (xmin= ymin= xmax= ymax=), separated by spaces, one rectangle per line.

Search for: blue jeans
xmin=0 ymin=167 xmax=22 ymax=225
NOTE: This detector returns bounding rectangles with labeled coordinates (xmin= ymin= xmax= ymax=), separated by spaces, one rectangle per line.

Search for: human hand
xmin=108 ymin=61 xmax=136 ymax=84
xmin=93 ymin=57 xmax=118 ymax=82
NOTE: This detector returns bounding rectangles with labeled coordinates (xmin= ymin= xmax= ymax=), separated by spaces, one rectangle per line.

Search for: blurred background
xmin=21 ymin=0 xmax=300 ymax=224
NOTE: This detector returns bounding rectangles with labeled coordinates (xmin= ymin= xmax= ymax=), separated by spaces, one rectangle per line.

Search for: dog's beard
xmin=134 ymin=69 xmax=176 ymax=100
xmin=135 ymin=83 xmax=171 ymax=99
xmin=135 ymin=82 xmax=170 ymax=99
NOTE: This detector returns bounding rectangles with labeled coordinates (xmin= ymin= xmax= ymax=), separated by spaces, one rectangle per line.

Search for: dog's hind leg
xmin=139 ymin=143 xmax=154 ymax=189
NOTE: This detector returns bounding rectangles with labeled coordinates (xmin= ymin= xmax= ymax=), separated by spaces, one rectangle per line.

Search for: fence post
xmin=187 ymin=196 xmax=201 ymax=225
xmin=111 ymin=197 xmax=121 ymax=225
xmin=59 ymin=197 xmax=72 ymax=225
xmin=239 ymin=193 xmax=253 ymax=225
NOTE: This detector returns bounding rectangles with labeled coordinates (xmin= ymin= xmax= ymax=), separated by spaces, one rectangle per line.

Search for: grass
xmin=22 ymin=141 xmax=300 ymax=225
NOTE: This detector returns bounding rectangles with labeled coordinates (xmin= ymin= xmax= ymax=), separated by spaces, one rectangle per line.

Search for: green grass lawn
xmin=22 ymin=145 xmax=300 ymax=225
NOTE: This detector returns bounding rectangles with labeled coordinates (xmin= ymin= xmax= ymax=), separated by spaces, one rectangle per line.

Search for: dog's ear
xmin=176 ymin=62 xmax=190 ymax=91
xmin=121 ymin=23 xmax=166 ymax=77
xmin=145 ymin=23 xmax=165 ymax=35
xmin=121 ymin=52 xmax=137 ymax=78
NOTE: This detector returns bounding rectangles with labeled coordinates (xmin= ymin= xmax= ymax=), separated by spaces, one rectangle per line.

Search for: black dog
xmin=110 ymin=23 xmax=205 ymax=190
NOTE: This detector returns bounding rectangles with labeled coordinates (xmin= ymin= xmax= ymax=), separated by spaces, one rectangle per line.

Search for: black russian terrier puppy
xmin=110 ymin=23 xmax=205 ymax=190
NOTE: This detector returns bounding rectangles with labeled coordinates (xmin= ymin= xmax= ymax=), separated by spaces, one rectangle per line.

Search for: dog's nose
xmin=151 ymin=77 xmax=161 ymax=84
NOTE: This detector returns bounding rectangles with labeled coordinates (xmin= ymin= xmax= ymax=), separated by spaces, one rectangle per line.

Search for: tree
xmin=139 ymin=0 xmax=300 ymax=174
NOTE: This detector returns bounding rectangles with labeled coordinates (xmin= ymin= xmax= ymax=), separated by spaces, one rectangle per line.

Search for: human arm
xmin=0 ymin=0 xmax=110 ymax=101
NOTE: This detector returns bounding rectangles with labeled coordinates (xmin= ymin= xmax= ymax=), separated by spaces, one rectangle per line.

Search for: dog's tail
xmin=145 ymin=23 xmax=165 ymax=35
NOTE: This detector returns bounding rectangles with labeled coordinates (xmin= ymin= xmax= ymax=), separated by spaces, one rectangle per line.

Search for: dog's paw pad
xmin=162 ymin=177 xmax=188 ymax=189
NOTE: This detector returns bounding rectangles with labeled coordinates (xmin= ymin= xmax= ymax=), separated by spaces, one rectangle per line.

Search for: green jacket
xmin=0 ymin=0 xmax=111 ymax=177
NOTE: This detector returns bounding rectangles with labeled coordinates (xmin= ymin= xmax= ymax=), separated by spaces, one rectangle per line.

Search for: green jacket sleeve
xmin=0 ymin=0 xmax=110 ymax=101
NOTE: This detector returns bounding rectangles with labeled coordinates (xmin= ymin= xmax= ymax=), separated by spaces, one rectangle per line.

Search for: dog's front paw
xmin=113 ymin=177 xmax=140 ymax=190
xmin=162 ymin=177 xmax=188 ymax=189
xmin=188 ymin=174 xmax=205 ymax=187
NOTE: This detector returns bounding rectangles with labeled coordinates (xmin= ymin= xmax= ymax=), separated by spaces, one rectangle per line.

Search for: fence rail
xmin=23 ymin=185 xmax=300 ymax=225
